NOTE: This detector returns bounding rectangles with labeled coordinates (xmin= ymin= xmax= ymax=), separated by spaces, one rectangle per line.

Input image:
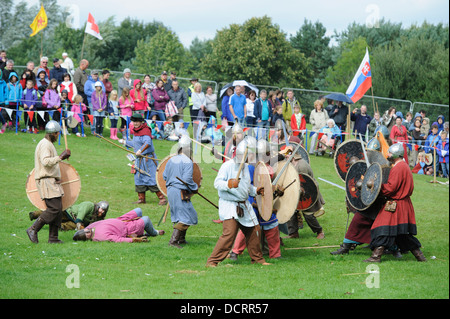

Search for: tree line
xmin=2 ymin=0 xmax=449 ymax=105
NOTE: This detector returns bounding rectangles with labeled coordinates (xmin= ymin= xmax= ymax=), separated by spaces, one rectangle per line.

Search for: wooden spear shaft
xmin=189 ymin=136 xmax=232 ymax=161
xmin=94 ymin=133 xmax=159 ymax=161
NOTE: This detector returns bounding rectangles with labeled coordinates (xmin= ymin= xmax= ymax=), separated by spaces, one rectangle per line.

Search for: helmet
xmin=256 ymin=139 xmax=270 ymax=155
xmin=73 ymin=229 xmax=87 ymax=241
xmin=231 ymin=122 xmax=243 ymax=135
xmin=274 ymin=119 xmax=284 ymax=131
xmin=367 ymin=138 xmax=381 ymax=151
xmin=45 ymin=120 xmax=61 ymax=134
xmin=374 ymin=125 xmax=389 ymax=139
xmin=244 ymin=136 xmax=257 ymax=153
xmin=177 ymin=134 xmax=191 ymax=150
xmin=388 ymin=143 xmax=404 ymax=159
xmin=97 ymin=201 xmax=109 ymax=215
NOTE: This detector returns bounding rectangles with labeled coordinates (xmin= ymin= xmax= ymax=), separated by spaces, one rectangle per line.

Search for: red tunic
xmin=371 ymin=160 xmax=417 ymax=237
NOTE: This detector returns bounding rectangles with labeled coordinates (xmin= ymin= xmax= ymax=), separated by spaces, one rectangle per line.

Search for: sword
xmin=176 ymin=176 xmax=219 ymax=209
xmin=273 ymin=179 xmax=296 ymax=199
xmin=272 ymin=142 xmax=303 ymax=186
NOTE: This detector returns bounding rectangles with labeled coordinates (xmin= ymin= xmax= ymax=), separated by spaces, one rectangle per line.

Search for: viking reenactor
xmin=29 ymin=200 xmax=109 ymax=231
xmin=163 ymin=135 xmax=199 ymax=248
xmin=206 ymin=140 xmax=270 ymax=267
xmin=330 ymin=199 xmax=377 ymax=255
xmin=73 ymin=208 xmax=164 ymax=243
xmin=26 ymin=120 xmax=71 ymax=244
xmin=331 ymin=140 xmax=401 ymax=257
xmin=364 ymin=143 xmax=426 ymax=262
xmin=230 ymin=139 xmax=282 ymax=260
xmin=283 ymin=148 xmax=326 ymax=239
xmin=119 ymin=113 xmax=167 ymax=205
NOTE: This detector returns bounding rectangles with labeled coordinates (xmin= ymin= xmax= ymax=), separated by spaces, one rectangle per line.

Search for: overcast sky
xmin=27 ymin=0 xmax=449 ymax=47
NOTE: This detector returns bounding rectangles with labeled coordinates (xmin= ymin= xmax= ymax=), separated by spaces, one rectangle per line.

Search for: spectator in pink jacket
xmin=119 ymin=86 xmax=134 ymax=132
xmin=70 ymin=94 xmax=87 ymax=137
xmin=72 ymin=208 xmax=164 ymax=243
xmin=130 ymin=79 xmax=148 ymax=116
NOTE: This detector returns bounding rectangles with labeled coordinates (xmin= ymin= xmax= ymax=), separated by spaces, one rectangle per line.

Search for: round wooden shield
xmin=366 ymin=149 xmax=389 ymax=166
xmin=334 ymin=139 xmax=365 ymax=182
xmin=272 ymin=160 xmax=301 ymax=224
xmin=297 ymin=173 xmax=319 ymax=211
xmin=26 ymin=162 xmax=81 ymax=211
xmin=156 ymin=154 xmax=202 ymax=196
xmin=361 ymin=163 xmax=391 ymax=207
xmin=277 ymin=142 xmax=310 ymax=164
xmin=345 ymin=160 xmax=368 ymax=211
xmin=253 ymin=161 xmax=274 ymax=221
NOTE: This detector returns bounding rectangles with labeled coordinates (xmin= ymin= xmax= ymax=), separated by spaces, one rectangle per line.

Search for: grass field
xmin=0 ymin=124 xmax=449 ymax=301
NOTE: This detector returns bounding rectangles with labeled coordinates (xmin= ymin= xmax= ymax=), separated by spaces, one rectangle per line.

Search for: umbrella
xmin=324 ymin=93 xmax=354 ymax=104
xmin=219 ymin=80 xmax=259 ymax=97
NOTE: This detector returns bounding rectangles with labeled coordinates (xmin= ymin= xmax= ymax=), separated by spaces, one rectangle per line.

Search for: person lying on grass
xmin=72 ymin=208 xmax=164 ymax=243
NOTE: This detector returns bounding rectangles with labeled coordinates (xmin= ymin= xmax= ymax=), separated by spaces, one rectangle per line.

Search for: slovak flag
xmin=346 ymin=48 xmax=372 ymax=103
xmin=85 ymin=13 xmax=103 ymax=40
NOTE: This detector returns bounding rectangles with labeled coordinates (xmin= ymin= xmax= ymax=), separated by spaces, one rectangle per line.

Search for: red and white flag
xmin=85 ymin=13 xmax=103 ymax=40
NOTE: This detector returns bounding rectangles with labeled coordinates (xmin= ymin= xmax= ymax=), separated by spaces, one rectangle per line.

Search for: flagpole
xmin=40 ymin=31 xmax=43 ymax=59
xmin=80 ymin=32 xmax=87 ymax=61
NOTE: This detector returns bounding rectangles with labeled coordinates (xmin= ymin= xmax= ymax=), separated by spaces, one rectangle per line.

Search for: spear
xmin=94 ymin=133 xmax=159 ymax=162
xmin=176 ymin=176 xmax=218 ymax=209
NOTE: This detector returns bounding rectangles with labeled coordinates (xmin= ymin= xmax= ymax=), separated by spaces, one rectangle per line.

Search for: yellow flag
xmin=29 ymin=5 xmax=48 ymax=37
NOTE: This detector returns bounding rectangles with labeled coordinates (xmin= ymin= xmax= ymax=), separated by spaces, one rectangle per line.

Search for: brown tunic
xmin=34 ymin=137 xmax=64 ymax=200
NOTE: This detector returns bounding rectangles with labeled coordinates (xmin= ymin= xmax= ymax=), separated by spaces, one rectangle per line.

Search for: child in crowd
xmin=119 ymin=87 xmax=134 ymax=136
xmin=271 ymin=105 xmax=284 ymax=126
xmin=290 ymin=104 xmax=306 ymax=137
xmin=150 ymin=114 xmax=164 ymax=140
xmin=43 ymin=79 xmax=61 ymax=123
xmin=5 ymin=71 xmax=22 ymax=129
xmin=21 ymin=79 xmax=38 ymax=133
xmin=71 ymin=94 xmax=87 ymax=137
xmin=107 ymin=90 xmax=120 ymax=140
xmin=436 ymin=130 xmax=449 ymax=178
xmin=163 ymin=116 xmax=178 ymax=141
xmin=412 ymin=152 xmax=434 ymax=175
xmin=60 ymin=89 xmax=71 ymax=135
xmin=420 ymin=118 xmax=430 ymax=138
xmin=91 ymin=81 xmax=107 ymax=136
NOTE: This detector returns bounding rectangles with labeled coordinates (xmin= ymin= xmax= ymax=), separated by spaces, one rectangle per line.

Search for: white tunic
xmin=214 ymin=160 xmax=258 ymax=227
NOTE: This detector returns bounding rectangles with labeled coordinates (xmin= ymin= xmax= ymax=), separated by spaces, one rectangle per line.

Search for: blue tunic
xmin=125 ymin=135 xmax=157 ymax=186
xmin=163 ymin=154 xmax=199 ymax=225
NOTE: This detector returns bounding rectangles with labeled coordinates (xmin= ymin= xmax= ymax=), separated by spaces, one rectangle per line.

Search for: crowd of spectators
xmin=0 ymin=50 xmax=448 ymax=178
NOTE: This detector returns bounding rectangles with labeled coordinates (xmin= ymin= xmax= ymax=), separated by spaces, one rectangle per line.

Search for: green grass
xmin=0 ymin=126 xmax=448 ymax=300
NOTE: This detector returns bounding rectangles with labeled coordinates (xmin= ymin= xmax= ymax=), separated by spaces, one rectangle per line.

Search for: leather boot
xmin=29 ymin=210 xmax=42 ymax=221
xmin=178 ymin=229 xmax=188 ymax=245
xmin=156 ymin=191 xmax=167 ymax=206
xmin=133 ymin=192 xmax=146 ymax=204
xmin=48 ymin=223 xmax=64 ymax=244
xmin=330 ymin=243 xmax=355 ymax=255
xmin=168 ymin=229 xmax=183 ymax=249
xmin=364 ymin=246 xmax=385 ymax=263
xmin=411 ymin=248 xmax=427 ymax=262
xmin=26 ymin=216 xmax=46 ymax=243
